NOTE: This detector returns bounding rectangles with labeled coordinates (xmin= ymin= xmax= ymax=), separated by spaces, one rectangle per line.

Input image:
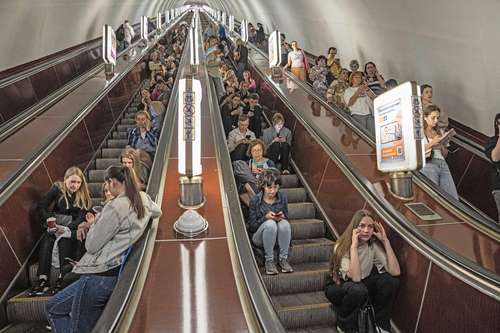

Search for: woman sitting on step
xmin=248 ymin=171 xmax=293 ymax=275
xmin=120 ymin=147 xmax=149 ymax=190
xmin=29 ymin=167 xmax=92 ymax=297
xmin=325 ymin=210 xmax=400 ymax=333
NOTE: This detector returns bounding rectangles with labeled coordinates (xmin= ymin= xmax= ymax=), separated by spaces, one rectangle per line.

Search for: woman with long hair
xmin=46 ymin=166 xmax=161 ymax=333
xmin=421 ymin=104 xmax=458 ymax=199
xmin=283 ymin=41 xmax=308 ymax=81
xmin=326 ymin=210 xmax=400 ymax=333
xmin=120 ymin=147 xmax=148 ymax=190
xmin=364 ymin=61 xmax=386 ymax=96
xmin=29 ymin=167 xmax=91 ymax=296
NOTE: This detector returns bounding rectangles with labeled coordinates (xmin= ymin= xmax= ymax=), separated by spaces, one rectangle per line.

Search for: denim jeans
xmin=46 ymin=274 xmax=118 ymax=333
xmin=252 ymin=219 xmax=291 ymax=262
xmin=420 ymin=158 xmax=459 ymax=200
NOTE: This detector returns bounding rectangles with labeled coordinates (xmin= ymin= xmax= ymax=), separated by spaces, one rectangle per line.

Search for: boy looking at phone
xmin=248 ymin=171 xmax=293 ymax=275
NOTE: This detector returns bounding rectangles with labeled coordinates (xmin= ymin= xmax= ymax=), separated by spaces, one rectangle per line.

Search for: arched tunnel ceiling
xmin=1 ymin=0 xmax=499 ymax=134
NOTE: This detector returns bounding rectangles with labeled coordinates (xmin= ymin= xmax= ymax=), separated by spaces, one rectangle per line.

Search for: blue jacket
xmin=248 ymin=191 xmax=289 ymax=233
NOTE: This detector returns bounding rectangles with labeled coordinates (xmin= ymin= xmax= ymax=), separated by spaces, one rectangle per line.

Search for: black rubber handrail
xmin=245 ymin=52 xmax=500 ymax=300
xmin=0 ymin=13 xmax=188 ymax=209
xmin=91 ymin=12 xmax=192 ymax=333
xmin=0 ymin=17 xmax=165 ymax=143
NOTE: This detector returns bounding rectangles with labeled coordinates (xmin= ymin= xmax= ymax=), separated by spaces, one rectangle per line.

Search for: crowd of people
xmin=25 ymin=23 xmax=189 ymax=332
xmin=208 ymin=21 xmax=402 ymax=333
xmin=275 ymin=30 xmax=460 ymax=200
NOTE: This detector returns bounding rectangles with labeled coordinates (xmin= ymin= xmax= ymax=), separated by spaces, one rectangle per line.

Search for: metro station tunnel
xmin=0 ymin=1 xmax=498 ymax=332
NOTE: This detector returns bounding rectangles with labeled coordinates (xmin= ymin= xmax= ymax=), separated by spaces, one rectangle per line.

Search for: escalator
xmin=0 ymin=12 xmax=191 ymax=332
xmin=203 ymin=10 xmax=499 ymax=333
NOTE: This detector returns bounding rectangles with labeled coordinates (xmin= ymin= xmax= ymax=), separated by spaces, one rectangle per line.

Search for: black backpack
xmin=116 ymin=25 xmax=125 ymax=42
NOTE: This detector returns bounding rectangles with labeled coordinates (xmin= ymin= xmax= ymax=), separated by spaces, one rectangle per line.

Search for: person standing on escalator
xmin=484 ymin=113 xmax=500 ymax=223
xmin=326 ymin=210 xmax=400 ymax=333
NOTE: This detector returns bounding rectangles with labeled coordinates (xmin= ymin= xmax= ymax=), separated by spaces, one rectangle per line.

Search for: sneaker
xmin=282 ymin=169 xmax=290 ymax=175
xmin=47 ymin=278 xmax=64 ymax=296
xmin=265 ymin=261 xmax=279 ymax=275
xmin=28 ymin=278 xmax=48 ymax=296
xmin=46 ymin=324 xmax=52 ymax=331
xmin=279 ymin=258 xmax=294 ymax=273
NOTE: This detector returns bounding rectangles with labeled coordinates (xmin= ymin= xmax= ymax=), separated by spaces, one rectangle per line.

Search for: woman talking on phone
xmin=326 ymin=210 xmax=400 ymax=333
xmin=421 ymin=104 xmax=459 ymax=199
xmin=248 ymin=171 xmax=293 ymax=275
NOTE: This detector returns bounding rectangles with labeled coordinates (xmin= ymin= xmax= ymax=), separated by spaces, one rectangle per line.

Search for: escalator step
xmin=281 ymin=188 xmax=308 ymax=203
xmin=290 ymin=219 xmax=326 ymax=240
xmin=113 ymin=132 xmax=128 ymax=139
xmin=116 ymin=124 xmax=133 ymax=132
xmin=7 ymin=291 xmax=49 ymax=323
xmin=281 ymin=174 xmax=300 ymax=188
xmin=105 ymin=139 xmax=128 ymax=148
xmin=88 ymin=169 xmax=105 ymax=183
xmin=288 ymin=326 xmax=338 ymax=333
xmin=254 ymin=238 xmax=333 ymax=265
xmin=95 ymin=158 xmax=120 ymax=170
xmin=121 ymin=118 xmax=135 ymax=125
xmin=101 ymin=148 xmax=123 ymax=158
xmin=271 ymin=291 xmax=336 ymax=329
xmin=288 ymin=203 xmax=316 ymax=220
xmin=261 ymin=261 xmax=330 ymax=295
xmin=0 ymin=322 xmax=49 ymax=333
xmin=88 ymin=182 xmax=104 ymax=198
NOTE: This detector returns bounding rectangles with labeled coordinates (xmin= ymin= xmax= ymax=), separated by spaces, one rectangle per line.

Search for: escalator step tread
xmin=254 ymin=238 xmax=333 ymax=265
xmin=105 ymin=139 xmax=129 ymax=148
xmin=281 ymin=174 xmax=300 ymax=188
xmin=261 ymin=261 xmax=330 ymax=295
xmin=289 ymin=219 xmax=326 ymax=240
xmin=7 ymin=291 xmax=49 ymax=323
xmin=288 ymin=326 xmax=338 ymax=333
xmin=281 ymin=188 xmax=308 ymax=203
xmin=288 ymin=202 xmax=316 ymax=220
xmin=101 ymin=148 xmax=123 ymax=158
xmin=95 ymin=158 xmax=120 ymax=170
xmin=272 ymin=291 xmax=335 ymax=329
xmin=0 ymin=322 xmax=48 ymax=333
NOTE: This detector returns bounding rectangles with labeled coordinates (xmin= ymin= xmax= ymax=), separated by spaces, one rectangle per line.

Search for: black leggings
xmin=266 ymin=142 xmax=291 ymax=171
xmin=325 ymin=270 xmax=399 ymax=332
xmin=37 ymin=233 xmax=84 ymax=278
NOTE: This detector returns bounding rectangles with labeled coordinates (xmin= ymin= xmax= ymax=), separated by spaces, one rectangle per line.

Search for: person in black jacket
xmin=484 ymin=113 xmax=500 ymax=223
xmin=29 ymin=167 xmax=91 ymax=296
xmin=248 ymin=171 xmax=293 ymax=275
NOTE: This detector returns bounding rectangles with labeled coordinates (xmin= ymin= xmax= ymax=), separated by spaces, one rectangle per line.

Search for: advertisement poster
xmin=378 ymin=98 xmax=404 ymax=167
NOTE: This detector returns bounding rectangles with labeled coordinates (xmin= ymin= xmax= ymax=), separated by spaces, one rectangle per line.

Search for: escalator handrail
xmin=246 ymin=54 xmax=500 ymax=300
xmin=90 ymin=14 xmax=192 ymax=333
xmin=243 ymin=37 xmax=500 ymax=236
xmin=0 ymin=13 xmax=187 ymax=209
xmin=0 ymin=16 xmax=162 ymax=88
xmin=0 ymin=17 xmax=168 ymax=144
xmin=202 ymin=49 xmax=288 ymax=333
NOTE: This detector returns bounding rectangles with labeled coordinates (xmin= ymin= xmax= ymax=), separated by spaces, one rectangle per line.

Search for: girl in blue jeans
xmin=421 ymin=104 xmax=459 ymax=199
xmin=46 ymin=166 xmax=161 ymax=332
xmin=248 ymin=171 xmax=293 ymax=275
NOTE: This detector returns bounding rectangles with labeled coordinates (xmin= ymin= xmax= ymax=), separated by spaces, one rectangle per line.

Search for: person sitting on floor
xmin=127 ymin=111 xmax=158 ymax=159
xmin=221 ymin=94 xmax=244 ymax=136
xmin=228 ymin=114 xmax=256 ymax=161
xmin=243 ymin=93 xmax=263 ymax=138
xmin=262 ymin=112 xmax=292 ymax=174
xmin=248 ymin=171 xmax=293 ymax=275
xmin=46 ymin=166 xmax=162 ymax=333
xmin=325 ymin=210 xmax=400 ymax=333
xmin=29 ymin=167 xmax=91 ymax=297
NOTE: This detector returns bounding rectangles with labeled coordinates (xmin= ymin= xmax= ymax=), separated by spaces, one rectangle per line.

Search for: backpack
xmin=116 ymin=25 xmax=125 ymax=42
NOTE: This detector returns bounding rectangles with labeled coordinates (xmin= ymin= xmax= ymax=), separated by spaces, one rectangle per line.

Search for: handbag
xmin=301 ymin=50 xmax=310 ymax=72
xmin=358 ymin=300 xmax=381 ymax=333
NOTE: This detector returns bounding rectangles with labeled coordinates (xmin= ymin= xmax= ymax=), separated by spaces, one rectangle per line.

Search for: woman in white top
xmin=343 ymin=71 xmax=375 ymax=134
xmin=326 ymin=210 xmax=400 ymax=333
xmin=421 ymin=104 xmax=459 ymax=199
xmin=283 ymin=41 xmax=307 ymax=81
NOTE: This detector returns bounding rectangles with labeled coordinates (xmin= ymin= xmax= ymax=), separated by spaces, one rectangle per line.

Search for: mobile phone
xmin=246 ymin=135 xmax=251 ymax=139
